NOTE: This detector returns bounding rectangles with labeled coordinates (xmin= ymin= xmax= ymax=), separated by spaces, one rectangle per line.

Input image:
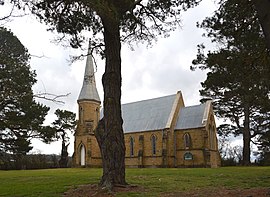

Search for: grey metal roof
xmin=78 ymin=48 xmax=100 ymax=102
xmin=175 ymin=103 xmax=206 ymax=130
xmin=121 ymin=94 xmax=176 ymax=133
xmin=100 ymin=94 xmax=209 ymax=133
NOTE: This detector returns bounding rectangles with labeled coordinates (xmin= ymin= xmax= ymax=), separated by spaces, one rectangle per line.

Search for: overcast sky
xmin=1 ymin=1 xmax=228 ymax=155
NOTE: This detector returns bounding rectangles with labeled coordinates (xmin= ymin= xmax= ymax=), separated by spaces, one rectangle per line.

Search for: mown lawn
xmin=0 ymin=167 xmax=269 ymax=197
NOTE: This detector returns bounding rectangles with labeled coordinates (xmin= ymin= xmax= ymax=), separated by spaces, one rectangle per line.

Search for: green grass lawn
xmin=0 ymin=167 xmax=269 ymax=197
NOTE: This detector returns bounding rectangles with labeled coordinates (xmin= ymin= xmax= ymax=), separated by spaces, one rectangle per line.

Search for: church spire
xmin=78 ymin=46 xmax=100 ymax=103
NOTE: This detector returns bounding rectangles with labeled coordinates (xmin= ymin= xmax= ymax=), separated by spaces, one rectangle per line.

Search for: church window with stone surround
xmin=79 ymin=144 xmax=86 ymax=166
xmin=130 ymin=136 xmax=134 ymax=156
xmin=209 ymin=125 xmax=215 ymax=150
xmin=184 ymin=133 xmax=191 ymax=149
xmin=212 ymin=126 xmax=216 ymax=149
xmin=151 ymin=135 xmax=157 ymax=155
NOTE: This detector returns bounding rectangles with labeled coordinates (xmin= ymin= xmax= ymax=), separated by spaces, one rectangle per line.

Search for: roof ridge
xmin=122 ymin=93 xmax=176 ymax=106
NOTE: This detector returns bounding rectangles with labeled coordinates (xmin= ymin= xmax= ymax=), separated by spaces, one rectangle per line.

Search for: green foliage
xmin=25 ymin=0 xmax=201 ymax=53
xmin=51 ymin=109 xmax=76 ymax=167
xmin=191 ymin=0 xmax=270 ymax=164
xmin=50 ymin=109 xmax=76 ymax=147
xmin=0 ymin=26 xmax=30 ymax=66
xmin=0 ymin=153 xmax=62 ymax=170
xmin=257 ymin=129 xmax=270 ymax=165
xmin=52 ymin=109 xmax=76 ymax=137
xmin=252 ymin=0 xmax=270 ymax=50
xmin=0 ymin=27 xmax=53 ymax=162
xmin=0 ymin=167 xmax=269 ymax=196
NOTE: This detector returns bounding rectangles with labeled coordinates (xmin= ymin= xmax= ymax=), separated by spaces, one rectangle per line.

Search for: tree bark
xmin=252 ymin=0 xmax=270 ymax=51
xmin=95 ymin=17 xmax=126 ymax=190
xmin=242 ymin=105 xmax=251 ymax=165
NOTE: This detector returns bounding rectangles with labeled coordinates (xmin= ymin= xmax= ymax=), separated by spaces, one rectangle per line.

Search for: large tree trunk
xmin=252 ymin=0 xmax=270 ymax=51
xmin=242 ymin=105 xmax=251 ymax=165
xmin=95 ymin=17 xmax=126 ymax=190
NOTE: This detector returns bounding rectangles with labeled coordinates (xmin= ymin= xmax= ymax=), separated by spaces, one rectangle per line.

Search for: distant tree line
xmin=0 ymin=152 xmax=72 ymax=170
xmin=218 ymin=133 xmax=270 ymax=166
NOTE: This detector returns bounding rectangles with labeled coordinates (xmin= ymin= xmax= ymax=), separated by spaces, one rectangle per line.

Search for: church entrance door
xmin=80 ymin=144 xmax=86 ymax=166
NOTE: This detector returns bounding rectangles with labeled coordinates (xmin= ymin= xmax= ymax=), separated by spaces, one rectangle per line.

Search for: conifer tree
xmin=52 ymin=109 xmax=76 ymax=168
xmin=252 ymin=0 xmax=270 ymax=50
xmin=191 ymin=0 xmax=270 ymax=165
xmin=0 ymin=27 xmax=53 ymax=168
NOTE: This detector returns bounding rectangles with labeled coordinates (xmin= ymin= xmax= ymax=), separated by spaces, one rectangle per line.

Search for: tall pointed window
xmin=209 ymin=126 xmax=215 ymax=150
xmin=79 ymin=144 xmax=86 ymax=166
xmin=184 ymin=133 xmax=191 ymax=149
xmin=130 ymin=136 xmax=134 ymax=156
xmin=209 ymin=125 xmax=215 ymax=149
xmin=212 ymin=126 xmax=216 ymax=149
xmin=151 ymin=135 xmax=157 ymax=155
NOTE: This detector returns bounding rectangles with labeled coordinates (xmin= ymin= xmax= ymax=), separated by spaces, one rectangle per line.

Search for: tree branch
xmin=0 ymin=3 xmax=27 ymax=23
xmin=34 ymin=92 xmax=70 ymax=104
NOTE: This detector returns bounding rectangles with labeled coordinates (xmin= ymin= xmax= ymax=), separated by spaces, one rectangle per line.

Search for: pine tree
xmin=252 ymin=0 xmax=270 ymax=50
xmin=0 ymin=27 xmax=53 ymax=168
xmin=52 ymin=109 xmax=76 ymax=168
xmin=191 ymin=0 xmax=270 ymax=165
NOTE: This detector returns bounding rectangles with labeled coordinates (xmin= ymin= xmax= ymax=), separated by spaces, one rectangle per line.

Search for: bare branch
xmin=30 ymin=53 xmax=49 ymax=59
xmin=69 ymin=41 xmax=104 ymax=73
xmin=0 ymin=3 xmax=28 ymax=23
xmin=0 ymin=4 xmax=15 ymax=21
xmin=34 ymin=92 xmax=71 ymax=104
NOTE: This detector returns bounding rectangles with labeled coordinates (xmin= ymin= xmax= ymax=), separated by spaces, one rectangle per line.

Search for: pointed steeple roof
xmin=78 ymin=46 xmax=100 ymax=103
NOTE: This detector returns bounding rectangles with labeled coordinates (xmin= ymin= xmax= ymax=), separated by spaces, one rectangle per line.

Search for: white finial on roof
xmin=77 ymin=44 xmax=100 ymax=103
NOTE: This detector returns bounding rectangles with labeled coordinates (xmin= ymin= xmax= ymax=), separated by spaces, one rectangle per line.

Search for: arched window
xmin=151 ymin=135 xmax=157 ymax=155
xmin=209 ymin=125 xmax=215 ymax=149
xmin=130 ymin=136 xmax=134 ymax=156
xmin=209 ymin=125 xmax=212 ymax=149
xmin=211 ymin=126 xmax=216 ymax=149
xmin=184 ymin=133 xmax=191 ymax=149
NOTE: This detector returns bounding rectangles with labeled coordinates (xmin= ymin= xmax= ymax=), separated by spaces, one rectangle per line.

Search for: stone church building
xmin=73 ymin=51 xmax=221 ymax=168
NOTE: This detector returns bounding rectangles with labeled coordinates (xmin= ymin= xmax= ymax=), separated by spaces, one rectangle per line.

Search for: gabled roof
xmin=175 ymin=103 xmax=206 ymax=130
xmin=122 ymin=94 xmax=176 ymax=133
xmin=100 ymin=93 xmax=211 ymax=133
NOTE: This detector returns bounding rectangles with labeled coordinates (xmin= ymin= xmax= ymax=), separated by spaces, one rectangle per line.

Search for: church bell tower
xmin=74 ymin=46 xmax=101 ymax=166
